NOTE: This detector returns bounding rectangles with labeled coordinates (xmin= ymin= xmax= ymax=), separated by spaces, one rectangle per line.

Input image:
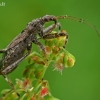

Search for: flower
xmin=40 ymin=87 xmax=49 ymax=97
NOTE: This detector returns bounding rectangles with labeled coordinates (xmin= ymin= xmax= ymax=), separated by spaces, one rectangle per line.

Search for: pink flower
xmin=40 ymin=87 xmax=48 ymax=97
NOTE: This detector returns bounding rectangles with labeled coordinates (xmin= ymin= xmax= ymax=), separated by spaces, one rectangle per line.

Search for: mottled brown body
xmin=0 ymin=15 xmax=58 ymax=75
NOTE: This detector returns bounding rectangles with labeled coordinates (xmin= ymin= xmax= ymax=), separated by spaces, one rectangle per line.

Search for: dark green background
xmin=0 ymin=0 xmax=100 ymax=100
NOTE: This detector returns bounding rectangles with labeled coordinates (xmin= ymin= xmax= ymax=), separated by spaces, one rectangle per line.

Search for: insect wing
xmin=6 ymin=31 xmax=28 ymax=49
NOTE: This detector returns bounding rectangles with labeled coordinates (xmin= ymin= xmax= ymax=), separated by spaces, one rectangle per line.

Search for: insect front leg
xmin=38 ymin=23 xmax=61 ymax=40
xmin=43 ymin=23 xmax=61 ymax=36
xmin=37 ymin=23 xmax=64 ymax=54
xmin=43 ymin=30 xmax=68 ymax=48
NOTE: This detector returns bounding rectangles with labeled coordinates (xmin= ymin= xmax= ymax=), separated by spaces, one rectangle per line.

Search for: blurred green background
xmin=0 ymin=0 xmax=100 ymax=100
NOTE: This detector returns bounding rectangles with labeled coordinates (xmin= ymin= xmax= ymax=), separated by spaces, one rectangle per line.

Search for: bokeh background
xmin=0 ymin=0 xmax=100 ymax=100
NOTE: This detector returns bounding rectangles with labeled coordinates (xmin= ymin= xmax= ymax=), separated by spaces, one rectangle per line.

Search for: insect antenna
xmin=56 ymin=15 xmax=100 ymax=37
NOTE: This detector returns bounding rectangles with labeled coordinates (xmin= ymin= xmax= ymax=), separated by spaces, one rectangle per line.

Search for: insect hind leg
xmin=1 ymin=53 xmax=29 ymax=99
xmin=1 ymin=75 xmax=20 ymax=100
xmin=2 ymin=53 xmax=29 ymax=75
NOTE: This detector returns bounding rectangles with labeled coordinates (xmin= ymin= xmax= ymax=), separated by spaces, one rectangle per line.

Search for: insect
xmin=0 ymin=15 xmax=99 ymax=99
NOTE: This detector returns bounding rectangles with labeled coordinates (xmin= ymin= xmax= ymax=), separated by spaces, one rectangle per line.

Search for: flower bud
xmin=63 ymin=51 xmax=75 ymax=68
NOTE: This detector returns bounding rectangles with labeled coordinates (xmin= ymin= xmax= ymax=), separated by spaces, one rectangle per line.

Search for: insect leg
xmin=32 ymin=37 xmax=46 ymax=56
xmin=1 ymin=53 xmax=29 ymax=99
xmin=43 ymin=30 xmax=68 ymax=39
xmin=38 ymin=23 xmax=61 ymax=40
xmin=43 ymin=23 xmax=61 ymax=36
xmin=0 ymin=49 xmax=7 ymax=53
xmin=43 ymin=30 xmax=68 ymax=48
xmin=1 ymin=75 xmax=20 ymax=99
xmin=1 ymin=53 xmax=29 ymax=75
